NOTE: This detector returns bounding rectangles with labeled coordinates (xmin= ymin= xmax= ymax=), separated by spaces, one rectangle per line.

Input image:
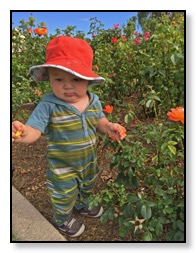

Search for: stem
xmin=153 ymin=100 xmax=158 ymax=119
xmin=119 ymin=142 xmax=124 ymax=149
xmin=111 ymin=186 xmax=121 ymax=198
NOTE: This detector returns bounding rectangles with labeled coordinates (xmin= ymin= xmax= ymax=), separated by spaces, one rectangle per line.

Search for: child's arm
xmin=97 ymin=117 xmax=126 ymax=143
xmin=12 ymin=120 xmax=41 ymax=144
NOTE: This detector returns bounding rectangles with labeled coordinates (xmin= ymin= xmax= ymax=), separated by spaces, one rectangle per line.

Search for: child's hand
xmin=12 ymin=121 xmax=25 ymax=142
xmin=107 ymin=123 xmax=127 ymax=143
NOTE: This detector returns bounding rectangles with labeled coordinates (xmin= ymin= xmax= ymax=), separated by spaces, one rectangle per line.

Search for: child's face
xmin=48 ymin=68 xmax=88 ymax=103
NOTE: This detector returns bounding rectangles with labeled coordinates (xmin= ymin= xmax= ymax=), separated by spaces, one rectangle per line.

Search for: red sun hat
xmin=29 ymin=36 xmax=105 ymax=85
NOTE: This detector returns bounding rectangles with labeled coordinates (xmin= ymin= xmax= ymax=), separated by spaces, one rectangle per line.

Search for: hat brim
xmin=29 ymin=64 xmax=105 ymax=86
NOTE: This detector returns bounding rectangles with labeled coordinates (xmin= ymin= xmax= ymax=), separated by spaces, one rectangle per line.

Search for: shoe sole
xmin=58 ymin=224 xmax=85 ymax=238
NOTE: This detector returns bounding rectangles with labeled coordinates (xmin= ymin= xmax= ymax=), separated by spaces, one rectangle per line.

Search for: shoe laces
xmin=67 ymin=218 xmax=76 ymax=228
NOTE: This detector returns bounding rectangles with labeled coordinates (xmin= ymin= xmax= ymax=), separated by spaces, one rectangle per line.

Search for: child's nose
xmin=63 ymin=81 xmax=73 ymax=89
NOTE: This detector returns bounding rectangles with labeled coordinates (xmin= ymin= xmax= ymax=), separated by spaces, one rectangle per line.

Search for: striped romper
xmin=26 ymin=92 xmax=105 ymax=226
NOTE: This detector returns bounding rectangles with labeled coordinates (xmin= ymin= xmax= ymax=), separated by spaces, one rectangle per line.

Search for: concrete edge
xmin=12 ymin=186 xmax=67 ymax=241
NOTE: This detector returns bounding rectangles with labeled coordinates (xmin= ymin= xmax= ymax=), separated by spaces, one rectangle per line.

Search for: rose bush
xmin=90 ymin=107 xmax=184 ymax=241
xmin=12 ymin=13 xmax=184 ymax=119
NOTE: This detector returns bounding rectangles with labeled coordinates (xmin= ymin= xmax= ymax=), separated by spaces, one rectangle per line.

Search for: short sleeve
xmin=97 ymin=99 xmax=106 ymax=119
xmin=25 ymin=101 xmax=52 ymax=134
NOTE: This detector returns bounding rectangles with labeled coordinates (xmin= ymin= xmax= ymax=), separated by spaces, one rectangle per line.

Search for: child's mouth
xmin=64 ymin=93 xmax=74 ymax=97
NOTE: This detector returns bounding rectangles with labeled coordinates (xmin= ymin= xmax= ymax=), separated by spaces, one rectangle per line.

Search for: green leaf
xmin=142 ymin=231 xmax=153 ymax=241
xmin=168 ymin=144 xmax=176 ymax=155
xmin=124 ymin=112 xmax=135 ymax=123
xmin=156 ymin=169 xmax=161 ymax=177
xmin=167 ymin=141 xmax=178 ymax=145
xmin=141 ymin=205 xmax=152 ymax=220
xmin=119 ymin=225 xmax=130 ymax=237
xmin=158 ymin=70 xmax=165 ymax=77
xmin=128 ymin=167 xmax=134 ymax=178
xmin=150 ymin=71 xmax=157 ymax=78
xmin=177 ymin=220 xmax=184 ymax=231
xmin=163 ymin=207 xmax=173 ymax=214
xmin=123 ymin=204 xmax=132 ymax=217
xmin=152 ymin=155 xmax=158 ymax=162
xmin=155 ymin=187 xmax=165 ymax=196
xmin=146 ymin=99 xmax=153 ymax=108
xmin=158 ymin=216 xmax=170 ymax=224
xmin=173 ymin=230 xmax=184 ymax=241
xmin=100 ymin=212 xmax=108 ymax=224
xmin=144 ymin=201 xmax=156 ymax=207
xmin=153 ymin=95 xmax=161 ymax=102
xmin=176 ymin=53 xmax=184 ymax=59
xmin=127 ymin=194 xmax=139 ymax=203
xmin=171 ymin=53 xmax=183 ymax=66
xmin=108 ymin=191 xmax=114 ymax=199
xmin=132 ymin=176 xmax=139 ymax=188
xmin=124 ymin=114 xmax=130 ymax=124
xmin=110 ymin=156 xmax=119 ymax=169
xmin=161 ymin=143 xmax=167 ymax=152
xmin=155 ymin=222 xmax=163 ymax=237
xmin=108 ymin=210 xmax=114 ymax=220
xmin=166 ymin=188 xmax=177 ymax=194
xmin=177 ymin=201 xmax=184 ymax=208
xmin=171 ymin=54 xmax=176 ymax=65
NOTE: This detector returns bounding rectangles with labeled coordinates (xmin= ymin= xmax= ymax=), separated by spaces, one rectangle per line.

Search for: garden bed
xmin=12 ymin=135 xmax=133 ymax=241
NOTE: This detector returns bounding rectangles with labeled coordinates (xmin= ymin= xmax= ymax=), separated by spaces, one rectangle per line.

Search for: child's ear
xmin=45 ymin=68 xmax=50 ymax=81
xmin=44 ymin=68 xmax=49 ymax=80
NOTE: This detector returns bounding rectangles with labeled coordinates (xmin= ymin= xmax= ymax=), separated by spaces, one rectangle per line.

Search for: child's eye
xmin=74 ymin=78 xmax=82 ymax=82
xmin=55 ymin=78 xmax=63 ymax=82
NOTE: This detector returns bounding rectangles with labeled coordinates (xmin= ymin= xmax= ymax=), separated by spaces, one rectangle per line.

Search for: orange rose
xmin=27 ymin=28 xmax=32 ymax=34
xmin=167 ymin=106 xmax=184 ymax=124
xmin=103 ymin=105 xmax=113 ymax=114
xmin=109 ymin=126 xmax=127 ymax=141
xmin=34 ymin=27 xmax=48 ymax=36
xmin=36 ymin=89 xmax=42 ymax=96
xmin=93 ymin=65 xmax=99 ymax=70
xmin=119 ymin=126 xmax=127 ymax=139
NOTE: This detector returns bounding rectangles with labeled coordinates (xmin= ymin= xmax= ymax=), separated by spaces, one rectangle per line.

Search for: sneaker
xmin=76 ymin=205 xmax=104 ymax=218
xmin=57 ymin=217 xmax=85 ymax=237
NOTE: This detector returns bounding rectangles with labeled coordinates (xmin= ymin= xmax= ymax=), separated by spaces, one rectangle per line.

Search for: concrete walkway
xmin=12 ymin=186 xmax=67 ymax=241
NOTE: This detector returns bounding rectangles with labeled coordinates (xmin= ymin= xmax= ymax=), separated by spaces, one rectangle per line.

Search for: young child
xmin=12 ymin=36 xmax=125 ymax=238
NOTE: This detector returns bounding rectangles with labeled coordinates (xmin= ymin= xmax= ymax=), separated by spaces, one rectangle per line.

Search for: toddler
xmin=12 ymin=36 xmax=125 ymax=237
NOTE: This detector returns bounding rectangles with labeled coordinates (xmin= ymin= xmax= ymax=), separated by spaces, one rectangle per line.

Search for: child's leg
xmin=74 ymin=173 xmax=98 ymax=210
xmin=74 ymin=170 xmax=103 ymax=218
xmin=46 ymin=168 xmax=79 ymax=226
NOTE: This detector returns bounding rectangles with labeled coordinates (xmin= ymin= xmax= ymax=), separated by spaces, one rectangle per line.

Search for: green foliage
xmin=90 ymin=117 xmax=184 ymax=241
xmin=90 ymin=12 xmax=184 ymax=113
xmin=90 ymin=112 xmax=184 ymax=241
xmin=12 ymin=13 xmax=184 ymax=117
